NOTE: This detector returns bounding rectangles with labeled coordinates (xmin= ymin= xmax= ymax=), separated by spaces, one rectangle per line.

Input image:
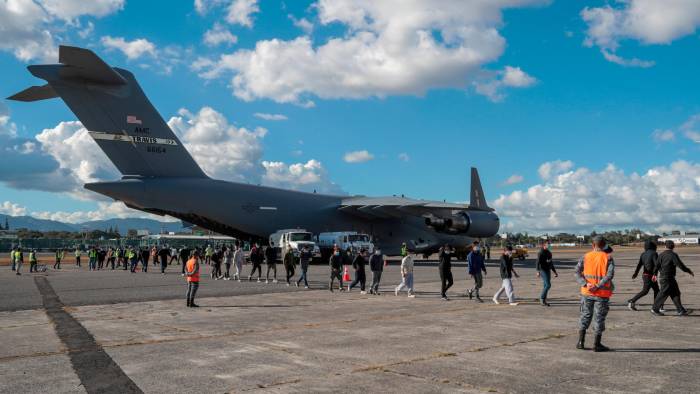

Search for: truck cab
xmin=268 ymin=229 xmax=320 ymax=261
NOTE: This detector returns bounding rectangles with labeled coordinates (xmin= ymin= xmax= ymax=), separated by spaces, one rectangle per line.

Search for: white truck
xmin=317 ymin=231 xmax=374 ymax=260
xmin=268 ymin=229 xmax=321 ymax=261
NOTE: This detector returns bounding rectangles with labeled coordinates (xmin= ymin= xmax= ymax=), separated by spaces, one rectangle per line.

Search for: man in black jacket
xmin=438 ymin=244 xmax=454 ymax=300
xmin=265 ymin=244 xmax=278 ymax=283
xmin=329 ymin=248 xmax=344 ymax=292
xmin=651 ymin=241 xmax=694 ymax=316
xmin=628 ymin=240 xmax=659 ymax=311
xmin=349 ymin=249 xmax=368 ymax=293
xmin=369 ymin=248 xmax=384 ymax=295
xmin=535 ymin=241 xmax=558 ymax=306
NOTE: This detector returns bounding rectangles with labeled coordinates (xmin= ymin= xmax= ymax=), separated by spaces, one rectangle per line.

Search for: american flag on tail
xmin=126 ymin=115 xmax=142 ymax=125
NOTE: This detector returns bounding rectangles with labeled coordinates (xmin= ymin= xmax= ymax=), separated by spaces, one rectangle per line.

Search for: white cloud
xmin=652 ymin=129 xmax=675 ymax=143
xmin=493 ymin=160 xmax=700 ymax=233
xmin=253 ymin=113 xmax=288 ymax=121
xmin=398 ymin=152 xmax=410 ymax=162
xmin=581 ymin=0 xmax=700 ymax=67
xmin=474 ymin=66 xmax=537 ymax=102
xmin=196 ymin=0 xmax=544 ymax=105
xmin=502 ymin=174 xmax=524 ymax=185
xmin=538 ymin=160 xmax=574 ymax=180
xmin=0 ymin=106 xmax=18 ymax=137
xmin=600 ymin=50 xmax=654 ymax=68
xmin=38 ymin=0 xmax=124 ymax=22
xmin=168 ymin=107 xmax=267 ymax=182
xmin=262 ymin=159 xmax=341 ymax=194
xmin=226 ymin=0 xmax=259 ymax=27
xmin=0 ymin=201 xmax=27 ymax=216
xmin=101 ymin=36 xmax=157 ymax=60
xmin=203 ymin=23 xmax=238 ymax=47
xmin=289 ymin=14 xmax=313 ymax=34
xmin=680 ymin=114 xmax=700 ymax=142
xmin=31 ymin=201 xmax=176 ymax=223
xmin=344 ymin=150 xmax=374 ymax=163
xmin=0 ymin=0 xmax=124 ymax=62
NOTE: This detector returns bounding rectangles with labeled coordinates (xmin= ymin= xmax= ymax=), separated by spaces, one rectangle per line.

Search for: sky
xmin=1 ymin=0 xmax=700 ymax=234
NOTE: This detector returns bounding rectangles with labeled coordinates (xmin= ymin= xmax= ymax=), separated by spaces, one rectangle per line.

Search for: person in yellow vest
xmin=53 ymin=249 xmax=64 ymax=269
xmin=400 ymin=243 xmax=408 ymax=257
xmin=185 ymin=250 xmax=201 ymax=307
xmin=14 ymin=247 xmax=23 ymax=275
xmin=575 ymin=236 xmax=615 ymax=352
xmin=29 ymin=249 xmax=38 ymax=273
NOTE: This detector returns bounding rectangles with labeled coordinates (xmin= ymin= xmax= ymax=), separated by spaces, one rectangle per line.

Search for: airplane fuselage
xmin=86 ymin=177 xmax=494 ymax=255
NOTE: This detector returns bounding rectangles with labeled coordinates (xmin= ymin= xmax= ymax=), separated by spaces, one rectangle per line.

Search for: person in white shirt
xmin=395 ymin=254 xmax=415 ymax=297
xmin=233 ymin=241 xmax=245 ymax=281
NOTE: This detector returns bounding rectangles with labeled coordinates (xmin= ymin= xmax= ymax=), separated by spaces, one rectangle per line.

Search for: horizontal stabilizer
xmin=6 ymin=84 xmax=58 ymax=102
xmin=57 ymin=45 xmax=127 ymax=85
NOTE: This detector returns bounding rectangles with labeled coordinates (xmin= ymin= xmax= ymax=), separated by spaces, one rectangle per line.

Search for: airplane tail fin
xmin=7 ymin=45 xmax=206 ymax=179
xmin=470 ymin=167 xmax=492 ymax=211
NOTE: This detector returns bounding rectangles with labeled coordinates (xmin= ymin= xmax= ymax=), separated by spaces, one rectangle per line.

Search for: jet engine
xmin=425 ymin=211 xmax=500 ymax=238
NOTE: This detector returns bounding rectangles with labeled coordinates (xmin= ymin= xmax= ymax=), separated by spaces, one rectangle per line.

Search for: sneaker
xmin=190 ymin=303 xmax=200 ymax=308
xmin=376 ymin=292 xmax=381 ymax=296
xmin=286 ymin=283 xmax=290 ymax=287
xmin=408 ymin=294 xmax=416 ymax=298
xmin=677 ymin=309 xmax=693 ymax=316
xmin=492 ymin=298 xmax=500 ymax=305
xmin=360 ymin=291 xmax=366 ymax=294
xmin=627 ymin=302 xmax=637 ymax=311
xmin=441 ymin=296 xmax=449 ymax=301
xmin=273 ymin=279 xmax=278 ymax=283
xmin=304 ymin=286 xmax=309 ymax=289
xmin=395 ymin=288 xmax=399 ymax=296
xmin=248 ymin=276 xmax=252 ymax=281
xmin=347 ymin=285 xmax=351 ymax=292
xmin=266 ymin=279 xmax=269 ymax=284
xmin=468 ymin=290 xmax=473 ymax=300
xmin=659 ymin=308 xmax=667 ymax=313
xmin=509 ymin=302 xmax=519 ymax=306
xmin=295 ymin=282 xmax=299 ymax=287
xmin=476 ymin=297 xmax=483 ymax=303
xmin=650 ymin=309 xmax=664 ymax=316
xmin=257 ymin=278 xmax=261 ymax=283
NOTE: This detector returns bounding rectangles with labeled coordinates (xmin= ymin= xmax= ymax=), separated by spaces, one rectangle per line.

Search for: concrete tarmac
xmin=1 ymin=248 xmax=698 ymax=393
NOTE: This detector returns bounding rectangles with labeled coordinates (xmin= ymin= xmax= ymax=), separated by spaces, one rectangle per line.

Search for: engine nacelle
xmin=426 ymin=211 xmax=500 ymax=238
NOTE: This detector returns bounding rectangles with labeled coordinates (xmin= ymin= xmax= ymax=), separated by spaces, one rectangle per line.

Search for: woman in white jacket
xmin=395 ymin=254 xmax=415 ymax=297
xmin=233 ymin=242 xmax=245 ymax=281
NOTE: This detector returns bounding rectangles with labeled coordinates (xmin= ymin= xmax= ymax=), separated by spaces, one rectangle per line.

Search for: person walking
xmin=10 ymin=247 xmax=17 ymax=271
xmin=467 ymin=241 xmax=487 ymax=302
xmin=179 ymin=246 xmax=191 ymax=276
xmin=14 ymin=247 xmax=23 ymax=275
xmin=185 ymin=251 xmax=201 ymax=308
xmin=651 ymin=241 xmax=694 ymax=316
xmin=29 ymin=249 xmax=38 ymax=273
xmin=158 ymin=246 xmax=170 ymax=274
xmin=128 ymin=247 xmax=139 ymax=273
xmin=536 ymin=241 xmax=558 ymax=306
xmin=170 ymin=246 xmax=178 ymax=265
xmin=438 ymin=245 xmax=454 ymax=300
xmin=283 ymin=245 xmax=296 ymax=286
xmin=223 ymin=246 xmax=233 ymax=280
xmin=205 ymin=244 xmax=213 ymax=265
xmin=493 ymin=245 xmax=519 ymax=305
xmin=296 ymin=245 xmax=311 ymax=288
xmin=395 ymin=252 xmax=415 ymax=297
xmin=87 ymin=247 xmax=96 ymax=271
xmin=628 ymin=240 xmax=659 ymax=311
xmin=349 ymin=248 xmax=368 ymax=294
xmin=75 ymin=248 xmax=82 ymax=267
xmin=211 ymin=247 xmax=223 ymax=280
xmin=106 ymin=247 xmax=115 ymax=270
xmin=233 ymin=242 xmax=244 ymax=281
xmin=114 ymin=247 xmax=122 ymax=269
xmin=54 ymin=248 xmax=63 ymax=270
xmin=329 ymin=248 xmax=344 ymax=292
xmin=369 ymin=248 xmax=384 ymax=295
xmin=575 ymin=236 xmax=615 ymax=352
xmin=97 ymin=247 xmax=106 ymax=270
xmin=248 ymin=243 xmax=263 ymax=282
xmin=265 ymin=244 xmax=278 ymax=283
xmin=150 ymin=246 xmax=158 ymax=270
xmin=141 ymin=247 xmax=150 ymax=273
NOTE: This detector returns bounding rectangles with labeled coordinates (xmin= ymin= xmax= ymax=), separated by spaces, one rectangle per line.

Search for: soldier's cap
xmin=603 ymin=245 xmax=613 ymax=253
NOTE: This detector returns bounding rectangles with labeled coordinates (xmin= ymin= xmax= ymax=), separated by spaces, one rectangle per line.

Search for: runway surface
xmin=1 ymin=247 xmax=698 ymax=393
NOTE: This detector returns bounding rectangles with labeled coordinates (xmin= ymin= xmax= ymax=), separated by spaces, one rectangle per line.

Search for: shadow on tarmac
xmin=613 ymin=348 xmax=700 ymax=353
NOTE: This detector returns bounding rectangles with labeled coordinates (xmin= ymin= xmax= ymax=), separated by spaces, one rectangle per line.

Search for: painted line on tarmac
xmin=34 ymin=276 xmax=143 ymax=394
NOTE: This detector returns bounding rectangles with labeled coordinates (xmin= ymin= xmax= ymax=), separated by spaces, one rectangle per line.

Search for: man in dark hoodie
xmin=349 ymin=248 xmax=368 ymax=293
xmin=438 ymin=244 xmax=454 ymax=300
xmin=627 ymin=240 xmax=659 ymax=311
xmin=651 ymin=241 xmax=694 ymax=316
xmin=369 ymin=248 xmax=384 ymax=295
xmin=329 ymin=247 xmax=344 ymax=292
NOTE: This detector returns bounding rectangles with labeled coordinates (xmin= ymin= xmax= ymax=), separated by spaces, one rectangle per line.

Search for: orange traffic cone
xmin=342 ymin=265 xmax=351 ymax=282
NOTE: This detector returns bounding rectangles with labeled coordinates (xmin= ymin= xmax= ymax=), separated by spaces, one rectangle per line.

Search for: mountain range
xmin=0 ymin=214 xmax=183 ymax=234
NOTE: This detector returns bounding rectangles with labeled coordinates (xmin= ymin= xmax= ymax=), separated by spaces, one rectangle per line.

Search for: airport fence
xmin=1 ymin=238 xmax=243 ymax=253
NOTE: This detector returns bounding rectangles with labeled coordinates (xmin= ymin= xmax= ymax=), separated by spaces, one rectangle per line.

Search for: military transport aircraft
xmin=8 ymin=46 xmax=499 ymax=256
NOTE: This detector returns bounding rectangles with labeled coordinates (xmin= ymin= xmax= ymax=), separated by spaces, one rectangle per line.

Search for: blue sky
xmin=1 ymin=0 xmax=700 ymax=232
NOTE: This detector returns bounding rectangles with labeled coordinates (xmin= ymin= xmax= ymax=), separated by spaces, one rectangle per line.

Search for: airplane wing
xmin=338 ymin=196 xmax=479 ymax=220
xmin=339 ymin=167 xmax=494 ymax=220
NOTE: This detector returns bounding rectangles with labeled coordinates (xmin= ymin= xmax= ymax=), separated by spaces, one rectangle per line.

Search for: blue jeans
xmin=89 ymin=258 xmax=96 ymax=270
xmin=130 ymin=258 xmax=138 ymax=272
xmin=297 ymin=268 xmax=309 ymax=287
xmin=540 ymin=270 xmax=551 ymax=300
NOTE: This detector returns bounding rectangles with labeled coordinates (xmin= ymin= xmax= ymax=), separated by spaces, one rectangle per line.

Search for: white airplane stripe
xmin=89 ymin=132 xmax=178 ymax=146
